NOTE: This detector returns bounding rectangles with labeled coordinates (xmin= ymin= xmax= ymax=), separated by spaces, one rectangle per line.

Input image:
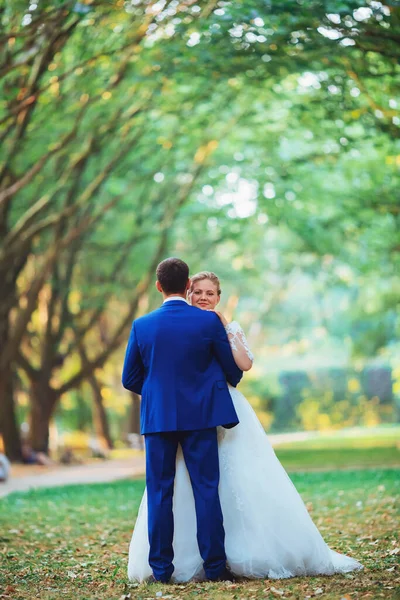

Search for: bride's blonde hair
xmin=189 ymin=271 xmax=221 ymax=296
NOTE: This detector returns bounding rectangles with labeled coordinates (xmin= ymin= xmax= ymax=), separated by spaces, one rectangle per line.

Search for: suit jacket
xmin=122 ymin=300 xmax=242 ymax=435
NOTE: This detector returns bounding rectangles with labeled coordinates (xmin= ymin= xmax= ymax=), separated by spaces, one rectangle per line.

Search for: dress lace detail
xmin=225 ymin=321 xmax=254 ymax=362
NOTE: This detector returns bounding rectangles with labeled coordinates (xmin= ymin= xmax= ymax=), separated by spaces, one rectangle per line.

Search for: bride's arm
xmin=215 ymin=312 xmax=253 ymax=372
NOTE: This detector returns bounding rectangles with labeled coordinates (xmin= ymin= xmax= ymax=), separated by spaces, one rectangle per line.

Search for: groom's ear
xmin=185 ymin=279 xmax=191 ymax=293
xmin=156 ymin=280 xmax=163 ymax=294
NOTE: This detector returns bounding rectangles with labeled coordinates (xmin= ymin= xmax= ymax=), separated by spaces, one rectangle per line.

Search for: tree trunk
xmin=0 ymin=362 xmax=22 ymax=461
xmin=0 ymin=270 xmax=22 ymax=460
xmin=89 ymin=374 xmax=114 ymax=449
xmin=29 ymin=380 xmax=58 ymax=454
xmin=129 ymin=392 xmax=141 ymax=434
xmin=128 ymin=392 xmax=143 ymax=449
xmin=76 ymin=391 xmax=91 ymax=432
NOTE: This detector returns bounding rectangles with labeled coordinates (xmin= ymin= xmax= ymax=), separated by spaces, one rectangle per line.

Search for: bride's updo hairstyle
xmin=189 ymin=271 xmax=221 ymax=296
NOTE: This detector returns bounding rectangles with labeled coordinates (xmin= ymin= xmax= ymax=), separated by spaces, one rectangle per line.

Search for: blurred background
xmin=0 ymin=0 xmax=399 ymax=471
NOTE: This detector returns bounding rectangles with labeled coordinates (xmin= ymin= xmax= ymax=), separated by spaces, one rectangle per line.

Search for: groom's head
xmin=156 ymin=257 xmax=190 ymax=297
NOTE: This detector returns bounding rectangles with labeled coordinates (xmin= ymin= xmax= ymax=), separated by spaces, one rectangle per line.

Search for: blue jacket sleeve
xmin=211 ymin=314 xmax=243 ymax=387
xmin=122 ymin=322 xmax=144 ymax=394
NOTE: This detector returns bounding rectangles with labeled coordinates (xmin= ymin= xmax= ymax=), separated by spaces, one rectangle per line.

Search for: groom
xmin=122 ymin=257 xmax=242 ymax=583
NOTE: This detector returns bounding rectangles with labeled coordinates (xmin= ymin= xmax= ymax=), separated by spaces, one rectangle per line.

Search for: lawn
xmin=1 ymin=468 xmax=398 ymax=600
xmin=109 ymin=425 xmax=400 ymax=472
xmin=274 ymin=425 xmax=400 ymax=449
xmin=273 ymin=426 xmax=400 ymax=471
xmin=274 ymin=446 xmax=399 ymax=471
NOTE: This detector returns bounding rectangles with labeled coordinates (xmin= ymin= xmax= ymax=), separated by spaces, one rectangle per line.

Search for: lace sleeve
xmin=225 ymin=321 xmax=254 ymax=363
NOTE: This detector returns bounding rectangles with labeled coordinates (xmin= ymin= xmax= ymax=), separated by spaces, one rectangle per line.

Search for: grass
xmin=275 ymin=446 xmax=399 ymax=471
xmin=1 ymin=468 xmax=399 ymax=600
xmin=109 ymin=445 xmax=399 ymax=473
xmin=273 ymin=425 xmax=400 ymax=449
xmin=274 ymin=426 xmax=400 ymax=471
xmin=108 ymin=425 xmax=400 ymax=472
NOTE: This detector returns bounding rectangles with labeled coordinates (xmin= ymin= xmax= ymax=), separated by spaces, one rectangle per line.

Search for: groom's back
xmin=133 ymin=300 xmax=238 ymax=434
xmin=138 ymin=302 xmax=217 ymax=379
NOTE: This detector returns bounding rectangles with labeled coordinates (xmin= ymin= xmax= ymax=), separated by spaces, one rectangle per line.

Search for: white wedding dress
xmin=128 ymin=322 xmax=362 ymax=582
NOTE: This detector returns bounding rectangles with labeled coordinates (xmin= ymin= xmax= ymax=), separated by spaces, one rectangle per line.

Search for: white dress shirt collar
xmin=163 ymin=296 xmax=188 ymax=304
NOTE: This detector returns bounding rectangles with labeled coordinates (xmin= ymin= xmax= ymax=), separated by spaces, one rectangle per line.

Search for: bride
xmin=128 ymin=271 xmax=363 ymax=582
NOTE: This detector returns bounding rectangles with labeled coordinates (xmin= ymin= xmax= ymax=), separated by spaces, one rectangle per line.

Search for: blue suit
xmin=122 ymin=299 xmax=242 ymax=581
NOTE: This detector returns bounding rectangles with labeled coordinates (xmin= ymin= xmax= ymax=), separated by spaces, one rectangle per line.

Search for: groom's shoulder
xmin=133 ymin=307 xmax=163 ymax=327
xmin=190 ymin=305 xmax=218 ymax=318
xmin=190 ymin=305 xmax=220 ymax=327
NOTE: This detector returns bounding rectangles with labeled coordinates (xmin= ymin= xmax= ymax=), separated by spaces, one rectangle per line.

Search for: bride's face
xmin=189 ymin=279 xmax=220 ymax=310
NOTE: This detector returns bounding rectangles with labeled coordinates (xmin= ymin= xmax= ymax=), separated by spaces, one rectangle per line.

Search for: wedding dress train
xmin=128 ymin=324 xmax=362 ymax=581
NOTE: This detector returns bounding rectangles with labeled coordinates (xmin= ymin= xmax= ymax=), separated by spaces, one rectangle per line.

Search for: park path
xmin=0 ymin=454 xmax=146 ymax=498
xmin=0 ymin=432 xmax=309 ymax=499
xmin=0 ymin=432 xmax=320 ymax=499
xmin=1 ymin=431 xmax=354 ymax=499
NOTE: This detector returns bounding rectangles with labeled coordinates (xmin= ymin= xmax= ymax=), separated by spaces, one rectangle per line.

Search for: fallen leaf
xmin=270 ymin=587 xmax=285 ymax=597
xmin=67 ymin=571 xmax=77 ymax=579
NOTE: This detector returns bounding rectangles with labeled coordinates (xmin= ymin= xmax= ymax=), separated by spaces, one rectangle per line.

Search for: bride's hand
xmin=214 ymin=310 xmax=228 ymax=327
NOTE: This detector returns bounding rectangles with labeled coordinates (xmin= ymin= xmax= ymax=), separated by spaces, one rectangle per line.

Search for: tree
xmin=1 ymin=0 xmax=399 ymax=456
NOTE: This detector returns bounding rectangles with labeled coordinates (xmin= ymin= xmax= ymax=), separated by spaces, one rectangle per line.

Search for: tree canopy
xmin=0 ymin=0 xmax=399 ymax=458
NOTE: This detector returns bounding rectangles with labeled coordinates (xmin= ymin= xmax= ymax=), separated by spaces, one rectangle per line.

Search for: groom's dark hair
xmin=156 ymin=257 xmax=189 ymax=295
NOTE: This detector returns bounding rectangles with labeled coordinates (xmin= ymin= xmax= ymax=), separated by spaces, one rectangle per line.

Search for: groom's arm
xmin=211 ymin=314 xmax=243 ymax=387
xmin=122 ymin=322 xmax=145 ymax=394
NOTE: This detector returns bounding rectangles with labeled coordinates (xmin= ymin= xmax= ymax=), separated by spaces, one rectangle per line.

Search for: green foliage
xmin=1 ymin=1 xmax=399 ymax=452
xmin=272 ymin=367 xmax=395 ymax=431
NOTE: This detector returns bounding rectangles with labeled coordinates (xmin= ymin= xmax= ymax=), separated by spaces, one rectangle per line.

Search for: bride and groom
xmin=122 ymin=257 xmax=362 ymax=583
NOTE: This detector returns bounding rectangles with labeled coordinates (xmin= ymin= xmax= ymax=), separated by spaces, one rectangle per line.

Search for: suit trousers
xmin=144 ymin=428 xmax=226 ymax=582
